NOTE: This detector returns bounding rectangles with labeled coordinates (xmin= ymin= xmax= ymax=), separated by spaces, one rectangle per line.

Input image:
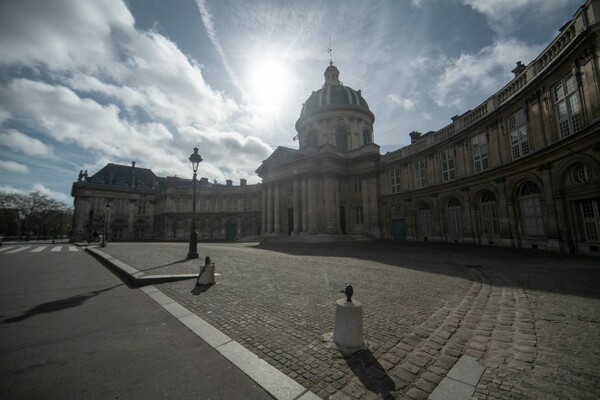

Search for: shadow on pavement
xmin=252 ymin=241 xmax=600 ymax=299
xmin=142 ymin=258 xmax=190 ymax=273
xmin=190 ymin=283 xmax=213 ymax=296
xmin=343 ymin=348 xmax=395 ymax=399
xmin=2 ymin=284 xmax=124 ymax=323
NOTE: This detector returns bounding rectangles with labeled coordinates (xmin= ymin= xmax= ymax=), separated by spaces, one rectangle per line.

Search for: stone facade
xmin=72 ymin=0 xmax=600 ymax=255
xmin=70 ymin=163 xmax=261 ymax=242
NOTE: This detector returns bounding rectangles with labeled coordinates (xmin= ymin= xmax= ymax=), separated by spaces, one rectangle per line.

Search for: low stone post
xmin=197 ymin=256 xmax=215 ymax=285
xmin=333 ymin=284 xmax=365 ymax=354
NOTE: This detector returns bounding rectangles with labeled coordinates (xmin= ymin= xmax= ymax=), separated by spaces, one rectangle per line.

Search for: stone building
xmin=72 ymin=0 xmax=600 ymax=255
xmin=70 ymin=162 xmax=261 ymax=242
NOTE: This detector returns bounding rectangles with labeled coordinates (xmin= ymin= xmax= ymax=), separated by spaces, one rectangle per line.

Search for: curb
xmin=85 ymin=247 xmax=197 ymax=287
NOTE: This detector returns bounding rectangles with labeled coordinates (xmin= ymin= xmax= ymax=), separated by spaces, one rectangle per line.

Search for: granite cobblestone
xmin=102 ymin=241 xmax=600 ymax=399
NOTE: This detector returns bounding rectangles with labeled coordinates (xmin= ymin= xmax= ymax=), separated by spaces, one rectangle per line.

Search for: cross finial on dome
xmin=327 ymin=36 xmax=334 ymax=66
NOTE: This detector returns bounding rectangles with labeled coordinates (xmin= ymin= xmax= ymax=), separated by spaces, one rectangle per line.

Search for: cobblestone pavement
xmin=102 ymin=241 xmax=600 ymax=399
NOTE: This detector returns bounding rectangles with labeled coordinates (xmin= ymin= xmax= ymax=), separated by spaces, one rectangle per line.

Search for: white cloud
xmin=387 ymin=94 xmax=416 ymax=111
xmin=432 ymin=39 xmax=545 ymax=108
xmin=0 ymin=160 xmax=28 ymax=173
xmin=0 ymin=129 xmax=54 ymax=156
xmin=0 ymin=183 xmax=70 ymax=204
xmin=32 ymin=183 xmax=72 ymax=204
xmin=462 ymin=0 xmax=577 ymax=34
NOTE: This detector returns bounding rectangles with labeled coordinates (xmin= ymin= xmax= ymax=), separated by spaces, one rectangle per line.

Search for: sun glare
xmin=247 ymin=58 xmax=292 ymax=112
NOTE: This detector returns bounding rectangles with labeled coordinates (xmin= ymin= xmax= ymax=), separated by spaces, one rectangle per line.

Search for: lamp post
xmin=187 ymin=147 xmax=203 ymax=259
xmin=102 ymin=202 xmax=111 ymax=247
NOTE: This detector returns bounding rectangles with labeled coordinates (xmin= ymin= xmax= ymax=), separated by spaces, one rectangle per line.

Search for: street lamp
xmin=187 ymin=147 xmax=203 ymax=259
xmin=102 ymin=202 xmax=111 ymax=247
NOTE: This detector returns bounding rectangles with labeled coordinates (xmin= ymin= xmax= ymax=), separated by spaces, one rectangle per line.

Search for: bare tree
xmin=0 ymin=191 xmax=73 ymax=238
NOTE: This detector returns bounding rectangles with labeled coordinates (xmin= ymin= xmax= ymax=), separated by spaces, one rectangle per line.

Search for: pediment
xmin=256 ymin=146 xmax=307 ymax=175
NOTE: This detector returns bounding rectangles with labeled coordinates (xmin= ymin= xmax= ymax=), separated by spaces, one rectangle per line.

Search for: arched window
xmin=519 ymin=181 xmax=545 ymax=236
xmin=308 ymin=130 xmax=317 ymax=147
xmin=418 ymin=203 xmax=432 ymax=236
xmin=480 ymin=191 xmax=499 ymax=235
xmin=446 ymin=197 xmax=463 ymax=236
xmin=363 ymin=129 xmax=372 ymax=145
xmin=335 ymin=127 xmax=348 ymax=152
xmin=355 ymin=205 xmax=364 ymax=224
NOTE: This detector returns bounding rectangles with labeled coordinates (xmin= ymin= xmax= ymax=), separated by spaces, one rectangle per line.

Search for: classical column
xmin=267 ymin=183 xmax=273 ymax=234
xmin=307 ymin=176 xmax=318 ymax=234
xmin=293 ymin=178 xmax=301 ymax=234
xmin=261 ymin=185 xmax=267 ymax=235
xmin=541 ymin=166 xmax=561 ymax=251
xmin=274 ymin=182 xmax=280 ymax=234
xmin=302 ymin=177 xmax=308 ymax=233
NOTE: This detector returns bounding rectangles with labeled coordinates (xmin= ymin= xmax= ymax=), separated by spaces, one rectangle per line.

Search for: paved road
xmin=0 ymin=245 xmax=272 ymax=400
xmin=102 ymin=241 xmax=600 ymax=400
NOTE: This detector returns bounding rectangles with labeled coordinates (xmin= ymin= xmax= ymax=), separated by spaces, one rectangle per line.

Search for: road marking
xmin=6 ymin=247 xmax=31 ymax=254
xmin=31 ymin=246 xmax=48 ymax=253
xmin=68 ymin=246 xmax=79 ymax=252
xmin=50 ymin=246 xmax=62 ymax=252
xmin=0 ymin=246 xmax=14 ymax=252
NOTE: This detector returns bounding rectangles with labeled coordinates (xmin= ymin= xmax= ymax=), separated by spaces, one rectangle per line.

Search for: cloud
xmin=432 ymin=39 xmax=545 ymax=108
xmin=32 ymin=183 xmax=72 ymax=204
xmin=387 ymin=94 xmax=416 ymax=111
xmin=0 ymin=183 xmax=70 ymax=204
xmin=0 ymin=160 xmax=29 ymax=173
xmin=0 ymin=129 xmax=54 ymax=156
xmin=462 ymin=0 xmax=577 ymax=34
xmin=0 ymin=0 xmax=275 ymax=185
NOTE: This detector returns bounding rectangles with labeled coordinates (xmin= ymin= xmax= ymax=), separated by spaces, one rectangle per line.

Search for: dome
xmin=299 ymin=64 xmax=370 ymax=117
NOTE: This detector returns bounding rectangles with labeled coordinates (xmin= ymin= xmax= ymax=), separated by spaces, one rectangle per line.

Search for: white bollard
xmin=197 ymin=262 xmax=215 ymax=285
xmin=333 ymin=298 xmax=364 ymax=353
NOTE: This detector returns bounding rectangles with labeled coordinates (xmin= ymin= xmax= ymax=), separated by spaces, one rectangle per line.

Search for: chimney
xmin=226 ymin=179 xmax=233 ymax=187
xmin=409 ymin=130 xmax=422 ymax=144
xmin=199 ymin=177 xmax=209 ymax=185
xmin=240 ymin=179 xmax=247 ymax=186
xmin=512 ymin=61 xmax=526 ymax=77
xmin=131 ymin=161 xmax=136 ymax=187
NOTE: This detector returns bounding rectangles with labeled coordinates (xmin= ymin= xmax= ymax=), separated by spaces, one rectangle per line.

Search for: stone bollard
xmin=197 ymin=256 xmax=215 ymax=285
xmin=333 ymin=285 xmax=365 ymax=354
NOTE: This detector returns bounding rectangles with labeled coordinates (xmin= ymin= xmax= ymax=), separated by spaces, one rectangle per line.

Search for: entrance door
xmin=392 ymin=219 xmax=406 ymax=241
xmin=226 ymin=219 xmax=237 ymax=240
xmin=287 ymin=208 xmax=293 ymax=235
xmin=340 ymin=206 xmax=346 ymax=234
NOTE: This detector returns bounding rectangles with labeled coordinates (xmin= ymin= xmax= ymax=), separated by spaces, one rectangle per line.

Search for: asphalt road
xmin=0 ymin=244 xmax=272 ymax=400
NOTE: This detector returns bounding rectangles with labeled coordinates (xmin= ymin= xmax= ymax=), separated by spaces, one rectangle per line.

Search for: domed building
xmin=256 ymin=63 xmax=382 ymax=238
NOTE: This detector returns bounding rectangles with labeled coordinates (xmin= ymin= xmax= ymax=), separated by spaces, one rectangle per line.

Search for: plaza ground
xmin=96 ymin=240 xmax=600 ymax=399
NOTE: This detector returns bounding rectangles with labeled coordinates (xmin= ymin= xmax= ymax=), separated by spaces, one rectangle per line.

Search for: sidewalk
xmin=0 ymin=245 xmax=273 ymax=400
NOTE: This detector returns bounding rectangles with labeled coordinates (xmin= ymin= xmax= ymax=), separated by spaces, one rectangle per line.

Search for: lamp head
xmin=189 ymin=147 xmax=203 ymax=173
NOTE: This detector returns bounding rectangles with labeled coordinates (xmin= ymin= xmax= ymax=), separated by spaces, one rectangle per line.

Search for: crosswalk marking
xmin=31 ymin=246 xmax=48 ymax=253
xmin=0 ymin=245 xmax=81 ymax=254
xmin=6 ymin=246 xmax=31 ymax=254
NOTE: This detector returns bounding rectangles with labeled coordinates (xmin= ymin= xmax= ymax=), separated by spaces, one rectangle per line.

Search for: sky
xmin=0 ymin=0 xmax=583 ymax=205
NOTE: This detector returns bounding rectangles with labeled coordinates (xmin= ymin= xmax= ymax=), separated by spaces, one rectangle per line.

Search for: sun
xmin=247 ymin=57 xmax=292 ymax=113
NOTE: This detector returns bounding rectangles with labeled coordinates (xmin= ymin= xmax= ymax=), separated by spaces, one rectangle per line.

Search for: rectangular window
xmin=581 ymin=199 xmax=600 ymax=241
xmin=521 ymin=197 xmax=544 ymax=236
xmin=355 ymin=206 xmax=364 ymax=224
xmin=414 ymin=160 xmax=427 ymax=189
xmin=114 ymin=199 xmax=128 ymax=214
xmin=246 ymin=196 xmax=253 ymax=212
xmin=471 ymin=133 xmax=489 ymax=173
xmin=554 ymin=75 xmax=582 ymax=139
xmin=137 ymin=200 xmax=147 ymax=215
xmin=481 ymin=203 xmax=500 ymax=235
xmin=354 ymin=178 xmax=362 ymax=192
xmin=390 ymin=168 xmax=401 ymax=193
xmin=446 ymin=207 xmax=463 ymax=235
xmin=440 ymin=148 xmax=456 ymax=182
xmin=507 ymin=109 xmax=529 ymax=160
